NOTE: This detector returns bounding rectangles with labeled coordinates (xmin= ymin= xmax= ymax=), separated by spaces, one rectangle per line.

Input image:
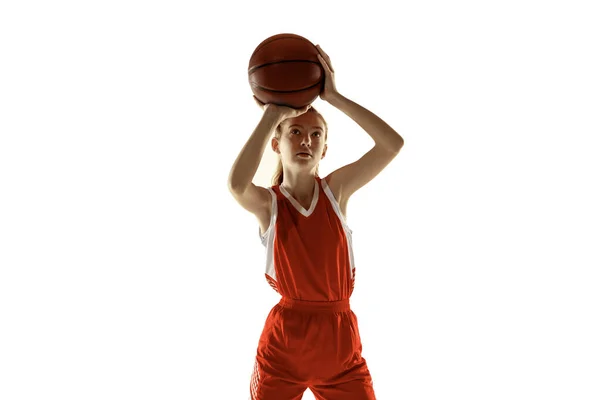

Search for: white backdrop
xmin=1 ymin=1 xmax=599 ymax=399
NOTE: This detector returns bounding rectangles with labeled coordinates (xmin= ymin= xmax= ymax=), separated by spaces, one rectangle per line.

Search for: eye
xmin=291 ymin=129 xmax=300 ymax=134
xmin=313 ymin=131 xmax=321 ymax=137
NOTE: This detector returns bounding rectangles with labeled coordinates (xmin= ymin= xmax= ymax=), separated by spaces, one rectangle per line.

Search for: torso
xmin=257 ymin=174 xmax=347 ymax=237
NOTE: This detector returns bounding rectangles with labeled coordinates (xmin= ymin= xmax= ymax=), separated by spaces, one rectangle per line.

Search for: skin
xmin=254 ymin=44 xmax=403 ymax=208
xmin=272 ymin=112 xmax=328 ymax=205
xmin=253 ymin=44 xmax=336 ymax=204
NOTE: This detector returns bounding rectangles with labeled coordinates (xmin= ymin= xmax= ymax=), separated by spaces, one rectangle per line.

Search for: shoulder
xmin=229 ymin=183 xmax=275 ymax=217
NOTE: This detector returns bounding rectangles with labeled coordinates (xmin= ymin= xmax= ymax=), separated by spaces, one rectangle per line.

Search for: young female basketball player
xmin=228 ymin=44 xmax=404 ymax=400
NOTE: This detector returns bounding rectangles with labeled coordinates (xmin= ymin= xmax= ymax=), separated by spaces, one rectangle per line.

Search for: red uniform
xmin=250 ymin=176 xmax=376 ymax=400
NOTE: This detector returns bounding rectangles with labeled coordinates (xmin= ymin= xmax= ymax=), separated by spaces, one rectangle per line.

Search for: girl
xmin=228 ymin=44 xmax=404 ymax=400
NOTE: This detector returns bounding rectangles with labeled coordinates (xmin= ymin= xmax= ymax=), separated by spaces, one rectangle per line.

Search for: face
xmin=273 ymin=112 xmax=327 ymax=167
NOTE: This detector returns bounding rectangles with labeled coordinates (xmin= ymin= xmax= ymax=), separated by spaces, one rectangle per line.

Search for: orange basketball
xmin=248 ymin=33 xmax=324 ymax=108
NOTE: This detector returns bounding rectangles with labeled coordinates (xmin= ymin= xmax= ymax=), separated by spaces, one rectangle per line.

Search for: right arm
xmin=227 ymin=107 xmax=283 ymax=215
xmin=228 ymin=101 xmax=312 ymax=216
xmin=228 ymin=107 xmax=283 ymax=193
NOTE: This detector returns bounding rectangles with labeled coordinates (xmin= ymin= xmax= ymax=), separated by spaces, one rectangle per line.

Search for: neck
xmin=281 ymin=173 xmax=317 ymax=199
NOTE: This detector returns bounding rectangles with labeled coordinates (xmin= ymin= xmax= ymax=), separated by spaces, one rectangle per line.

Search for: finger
xmin=316 ymin=45 xmax=327 ymax=61
xmin=316 ymin=50 xmax=333 ymax=70
xmin=317 ymin=53 xmax=334 ymax=73
xmin=296 ymin=104 xmax=311 ymax=116
xmin=316 ymin=44 xmax=331 ymax=61
xmin=316 ymin=53 xmax=326 ymax=67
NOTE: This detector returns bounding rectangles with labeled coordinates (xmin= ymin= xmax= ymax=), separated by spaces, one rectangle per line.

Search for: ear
xmin=271 ymin=137 xmax=280 ymax=154
xmin=321 ymin=143 xmax=328 ymax=159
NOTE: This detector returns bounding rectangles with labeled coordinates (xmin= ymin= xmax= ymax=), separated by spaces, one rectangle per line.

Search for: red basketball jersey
xmin=259 ymin=176 xmax=356 ymax=301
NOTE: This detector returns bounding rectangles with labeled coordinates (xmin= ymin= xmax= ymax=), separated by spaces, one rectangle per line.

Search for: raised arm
xmin=228 ymin=101 xmax=311 ymax=216
xmin=228 ymin=106 xmax=283 ymax=193
xmin=316 ymin=44 xmax=404 ymax=202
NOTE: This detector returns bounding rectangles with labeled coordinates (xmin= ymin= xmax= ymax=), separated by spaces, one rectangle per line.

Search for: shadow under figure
xmin=229 ymin=43 xmax=404 ymax=400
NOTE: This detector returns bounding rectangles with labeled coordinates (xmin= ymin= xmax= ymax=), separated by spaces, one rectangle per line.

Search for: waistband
xmin=278 ymin=297 xmax=351 ymax=312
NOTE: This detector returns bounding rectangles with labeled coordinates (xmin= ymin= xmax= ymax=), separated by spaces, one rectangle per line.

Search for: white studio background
xmin=1 ymin=1 xmax=599 ymax=399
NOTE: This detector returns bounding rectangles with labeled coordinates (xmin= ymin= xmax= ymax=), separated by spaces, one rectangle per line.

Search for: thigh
xmin=309 ymin=361 xmax=376 ymax=400
xmin=250 ymin=359 xmax=307 ymax=400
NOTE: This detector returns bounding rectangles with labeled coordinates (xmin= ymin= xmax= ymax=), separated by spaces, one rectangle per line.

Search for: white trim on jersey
xmin=321 ymin=178 xmax=356 ymax=280
xmin=320 ymin=178 xmax=353 ymax=234
xmin=258 ymin=178 xmax=356 ymax=282
xmin=259 ymin=187 xmax=278 ymax=282
xmin=278 ymin=178 xmax=319 ymax=217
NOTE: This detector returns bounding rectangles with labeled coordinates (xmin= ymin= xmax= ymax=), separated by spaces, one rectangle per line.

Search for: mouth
xmin=297 ymin=152 xmax=312 ymax=157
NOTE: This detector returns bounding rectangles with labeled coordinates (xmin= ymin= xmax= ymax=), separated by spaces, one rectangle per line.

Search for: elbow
xmin=228 ymin=179 xmax=248 ymax=194
xmin=227 ymin=169 xmax=243 ymax=193
xmin=392 ymin=137 xmax=404 ymax=153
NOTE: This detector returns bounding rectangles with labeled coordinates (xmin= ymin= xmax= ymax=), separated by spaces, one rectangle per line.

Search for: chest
xmin=258 ymin=180 xmax=348 ymax=237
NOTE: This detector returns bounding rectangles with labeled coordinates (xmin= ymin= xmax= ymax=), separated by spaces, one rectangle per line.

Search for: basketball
xmin=248 ymin=33 xmax=324 ymax=108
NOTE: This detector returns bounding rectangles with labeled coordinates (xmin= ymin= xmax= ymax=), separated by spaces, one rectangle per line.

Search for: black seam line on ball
xmin=248 ymin=60 xmax=321 ymax=75
xmin=250 ymin=80 xmax=322 ymax=93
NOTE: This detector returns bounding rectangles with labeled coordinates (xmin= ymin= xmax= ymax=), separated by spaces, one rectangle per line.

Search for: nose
xmin=300 ymin=134 xmax=311 ymax=147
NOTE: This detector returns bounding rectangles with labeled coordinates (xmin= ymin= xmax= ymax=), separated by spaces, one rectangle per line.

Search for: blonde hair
xmin=271 ymin=107 xmax=329 ymax=186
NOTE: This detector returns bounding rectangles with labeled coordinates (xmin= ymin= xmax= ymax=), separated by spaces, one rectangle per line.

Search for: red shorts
xmin=250 ymin=297 xmax=376 ymax=400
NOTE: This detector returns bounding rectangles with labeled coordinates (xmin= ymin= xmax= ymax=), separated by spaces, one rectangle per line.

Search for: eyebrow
xmin=289 ymin=124 xmax=323 ymax=131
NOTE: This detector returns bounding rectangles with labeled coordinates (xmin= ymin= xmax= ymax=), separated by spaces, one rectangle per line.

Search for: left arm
xmin=316 ymin=45 xmax=404 ymax=201
xmin=327 ymin=92 xmax=404 ymax=151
